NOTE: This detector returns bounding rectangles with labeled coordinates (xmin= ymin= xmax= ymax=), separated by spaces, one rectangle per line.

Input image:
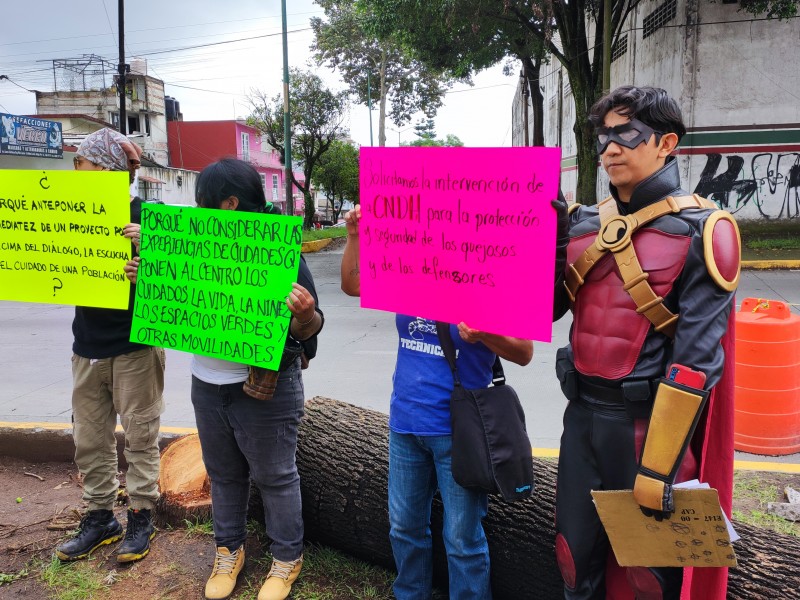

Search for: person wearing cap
xmin=55 ymin=127 xmax=166 ymax=564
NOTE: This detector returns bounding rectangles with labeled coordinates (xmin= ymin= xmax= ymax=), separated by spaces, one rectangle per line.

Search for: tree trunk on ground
xmin=158 ymin=398 xmax=800 ymax=599
xmin=296 ymin=398 xmax=565 ymax=598
xmin=155 ymin=433 xmax=211 ymax=528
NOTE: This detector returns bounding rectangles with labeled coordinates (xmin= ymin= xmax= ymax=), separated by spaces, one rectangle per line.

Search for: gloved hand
xmin=633 ymin=471 xmax=674 ymax=521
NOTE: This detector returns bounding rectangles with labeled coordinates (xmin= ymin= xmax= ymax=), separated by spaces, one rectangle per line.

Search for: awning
xmin=139 ymin=175 xmax=165 ymax=184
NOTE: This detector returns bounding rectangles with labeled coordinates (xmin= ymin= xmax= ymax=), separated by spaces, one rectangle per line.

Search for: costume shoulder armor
xmin=703 ymin=210 xmax=741 ymax=292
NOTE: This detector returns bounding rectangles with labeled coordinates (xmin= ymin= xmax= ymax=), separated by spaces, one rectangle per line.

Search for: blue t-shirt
xmin=389 ymin=314 xmax=496 ymax=435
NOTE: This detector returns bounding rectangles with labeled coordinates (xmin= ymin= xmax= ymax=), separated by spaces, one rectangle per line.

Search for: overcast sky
xmin=0 ymin=0 xmax=520 ymax=148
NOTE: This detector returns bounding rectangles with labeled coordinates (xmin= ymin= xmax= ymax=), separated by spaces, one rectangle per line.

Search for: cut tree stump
xmin=157 ymin=397 xmax=800 ymax=599
xmin=155 ymin=432 xmax=211 ymax=528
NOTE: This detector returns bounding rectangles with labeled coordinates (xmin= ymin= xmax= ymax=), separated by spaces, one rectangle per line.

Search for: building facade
xmin=167 ymin=120 xmax=305 ymax=215
xmin=512 ymin=0 xmax=800 ymax=219
xmin=35 ymin=58 xmax=169 ymax=166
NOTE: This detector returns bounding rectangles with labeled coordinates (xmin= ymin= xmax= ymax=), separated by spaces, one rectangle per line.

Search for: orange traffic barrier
xmin=734 ymin=298 xmax=800 ymax=455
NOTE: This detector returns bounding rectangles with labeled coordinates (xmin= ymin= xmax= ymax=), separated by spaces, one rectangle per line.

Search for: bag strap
xmin=435 ymin=321 xmax=461 ymax=387
xmin=436 ymin=321 xmax=505 ymax=387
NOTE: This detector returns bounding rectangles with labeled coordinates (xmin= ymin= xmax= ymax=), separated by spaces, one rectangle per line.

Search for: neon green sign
xmin=131 ymin=204 xmax=303 ymax=370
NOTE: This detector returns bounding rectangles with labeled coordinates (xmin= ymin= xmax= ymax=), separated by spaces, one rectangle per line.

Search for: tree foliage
xmin=402 ymin=134 xmax=464 ymax=147
xmin=311 ymin=0 xmax=457 ymax=146
xmin=310 ymin=140 xmax=360 ymax=223
xmin=739 ymin=0 xmax=799 ymax=18
xmin=367 ymin=1 xmax=550 ymax=150
xmin=246 ymin=69 xmax=348 ymax=228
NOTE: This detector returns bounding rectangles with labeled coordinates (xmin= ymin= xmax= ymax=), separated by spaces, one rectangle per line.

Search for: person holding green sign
xmin=125 ymin=158 xmax=323 ymax=600
xmin=56 ymin=128 xmax=166 ymax=565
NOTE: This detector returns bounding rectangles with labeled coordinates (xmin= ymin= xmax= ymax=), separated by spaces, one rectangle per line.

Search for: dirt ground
xmin=0 ymin=457 xmax=277 ymax=600
xmin=1 ymin=456 xmax=798 ymax=599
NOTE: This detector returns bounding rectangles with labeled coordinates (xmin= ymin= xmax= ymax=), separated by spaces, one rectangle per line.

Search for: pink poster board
xmin=359 ymin=146 xmax=562 ymax=342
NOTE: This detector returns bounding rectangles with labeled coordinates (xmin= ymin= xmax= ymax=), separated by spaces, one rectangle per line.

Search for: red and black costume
xmin=552 ymin=156 xmax=740 ymax=599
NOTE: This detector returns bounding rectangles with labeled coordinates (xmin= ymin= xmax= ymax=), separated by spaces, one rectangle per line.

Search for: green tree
xmin=247 ymin=69 xmax=348 ymax=228
xmin=311 ymin=0 xmax=457 ymax=147
xmin=368 ymin=0 xmax=549 ymax=147
xmin=371 ymin=0 xmax=799 ymax=204
xmin=310 ymin=140 xmax=360 ymax=223
xmin=402 ymin=134 xmax=464 ymax=147
xmin=413 ymin=118 xmax=437 ymax=141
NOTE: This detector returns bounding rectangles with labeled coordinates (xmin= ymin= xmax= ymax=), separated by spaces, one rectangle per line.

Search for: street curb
xmin=2 ymin=422 xmax=799 ymax=473
xmin=301 ymin=239 xmax=333 ymax=253
xmin=741 ymin=260 xmax=800 ymax=270
xmin=0 ymin=423 xmax=193 ymax=466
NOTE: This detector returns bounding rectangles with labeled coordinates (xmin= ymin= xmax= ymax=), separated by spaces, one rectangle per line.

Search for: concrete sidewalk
xmin=1 ymin=249 xmax=798 ymax=467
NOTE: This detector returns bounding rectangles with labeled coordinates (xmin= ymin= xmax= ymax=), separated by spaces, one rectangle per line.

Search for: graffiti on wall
xmin=693 ymin=152 xmax=800 ymax=219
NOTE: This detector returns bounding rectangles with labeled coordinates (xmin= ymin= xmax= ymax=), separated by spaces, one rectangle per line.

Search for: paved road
xmin=1 ymin=247 xmax=798 ymax=462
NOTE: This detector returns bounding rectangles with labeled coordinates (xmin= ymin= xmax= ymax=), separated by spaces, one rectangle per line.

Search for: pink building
xmin=167 ymin=120 xmax=304 ymax=214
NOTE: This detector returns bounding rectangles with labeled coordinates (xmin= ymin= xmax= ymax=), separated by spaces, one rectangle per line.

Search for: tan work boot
xmin=258 ymin=555 xmax=303 ymax=600
xmin=204 ymin=545 xmax=245 ymax=600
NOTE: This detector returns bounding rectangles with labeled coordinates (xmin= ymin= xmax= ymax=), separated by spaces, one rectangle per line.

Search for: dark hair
xmin=588 ymin=86 xmax=686 ymax=141
xmin=195 ymin=158 xmax=270 ymax=213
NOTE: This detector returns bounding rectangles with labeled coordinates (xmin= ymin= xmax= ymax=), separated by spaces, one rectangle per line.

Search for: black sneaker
xmin=116 ymin=508 xmax=156 ymax=563
xmin=55 ymin=509 xmax=123 ymax=561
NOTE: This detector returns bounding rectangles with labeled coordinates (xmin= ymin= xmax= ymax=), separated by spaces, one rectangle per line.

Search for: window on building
xmin=127 ymin=115 xmax=139 ymax=134
xmin=109 ymin=112 xmax=120 ymax=129
xmin=611 ymin=34 xmax=628 ymax=62
xmin=272 ymin=174 xmax=279 ymax=201
xmin=143 ymin=114 xmax=150 ymax=136
xmin=643 ymin=0 xmax=677 ymax=39
xmin=260 ymin=173 xmax=267 ymax=190
xmin=241 ymin=132 xmax=250 ymax=161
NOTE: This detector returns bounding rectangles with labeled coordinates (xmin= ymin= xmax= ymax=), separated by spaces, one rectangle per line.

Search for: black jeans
xmin=191 ymin=363 xmax=304 ymax=560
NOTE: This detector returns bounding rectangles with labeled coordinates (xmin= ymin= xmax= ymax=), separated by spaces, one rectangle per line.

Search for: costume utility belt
xmin=555 ymin=347 xmax=656 ymax=419
xmin=243 ymin=342 xmax=303 ymax=401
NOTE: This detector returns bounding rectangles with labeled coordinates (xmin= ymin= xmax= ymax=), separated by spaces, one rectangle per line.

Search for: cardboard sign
xmin=130 ymin=204 xmax=303 ymax=370
xmin=0 ymin=169 xmax=131 ymax=308
xmin=592 ymin=488 xmax=737 ymax=568
xmin=358 ymin=147 xmax=561 ymax=341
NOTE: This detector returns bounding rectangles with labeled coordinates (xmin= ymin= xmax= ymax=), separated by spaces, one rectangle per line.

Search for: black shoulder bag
xmin=435 ymin=322 xmax=534 ymax=502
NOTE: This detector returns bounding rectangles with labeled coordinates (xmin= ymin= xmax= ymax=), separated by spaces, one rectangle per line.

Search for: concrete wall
xmin=139 ymin=166 xmax=199 ymax=206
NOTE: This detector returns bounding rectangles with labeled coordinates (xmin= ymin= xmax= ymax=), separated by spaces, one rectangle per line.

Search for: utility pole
xmin=603 ymin=0 xmax=612 ymax=92
xmin=521 ymin=71 xmax=529 ymax=147
xmin=118 ymin=0 xmax=127 ymax=134
xmin=281 ymin=0 xmax=294 ymax=216
xmin=367 ymin=72 xmax=373 ymax=146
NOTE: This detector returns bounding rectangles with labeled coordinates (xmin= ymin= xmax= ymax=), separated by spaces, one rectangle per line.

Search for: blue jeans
xmin=388 ymin=431 xmax=491 ymax=600
xmin=191 ymin=364 xmax=304 ymax=561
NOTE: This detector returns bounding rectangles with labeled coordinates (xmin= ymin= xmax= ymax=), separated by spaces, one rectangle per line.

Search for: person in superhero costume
xmin=551 ymin=86 xmax=740 ymax=600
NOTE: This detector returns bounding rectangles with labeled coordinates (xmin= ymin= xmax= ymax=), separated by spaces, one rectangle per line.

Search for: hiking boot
xmin=55 ymin=509 xmax=123 ymax=561
xmin=205 ymin=545 xmax=245 ymax=600
xmin=258 ymin=555 xmax=303 ymax=600
xmin=116 ymin=508 xmax=156 ymax=563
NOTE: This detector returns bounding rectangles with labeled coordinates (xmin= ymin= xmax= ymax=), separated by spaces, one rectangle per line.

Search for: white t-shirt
xmin=191 ymin=354 xmax=249 ymax=385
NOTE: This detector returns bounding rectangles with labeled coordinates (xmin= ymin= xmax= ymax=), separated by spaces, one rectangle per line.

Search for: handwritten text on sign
xmin=0 ymin=169 xmax=131 ymax=308
xmin=359 ymin=147 xmax=561 ymax=341
xmin=131 ymin=204 xmax=303 ymax=370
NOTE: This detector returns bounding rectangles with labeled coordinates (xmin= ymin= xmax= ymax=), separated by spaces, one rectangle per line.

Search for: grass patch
xmin=737 ymin=220 xmax=800 ymax=261
xmin=183 ymin=516 xmax=214 ymax=537
xmin=302 ymin=227 xmax=347 ymax=242
xmin=237 ymin=544 xmax=401 ymax=600
xmin=746 ymin=238 xmax=800 ymax=250
xmin=39 ymin=556 xmax=108 ymax=600
xmin=732 ymin=471 xmax=800 ymax=537
xmin=732 ymin=509 xmax=799 ymax=536
xmin=0 ymin=568 xmax=28 ymax=585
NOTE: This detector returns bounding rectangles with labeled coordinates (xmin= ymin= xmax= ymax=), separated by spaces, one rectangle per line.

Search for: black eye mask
xmin=595 ymin=119 xmax=663 ymax=154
